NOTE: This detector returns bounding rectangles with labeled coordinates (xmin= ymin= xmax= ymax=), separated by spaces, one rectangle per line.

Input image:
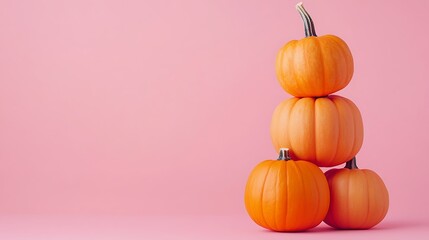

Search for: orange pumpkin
xmin=270 ymin=95 xmax=363 ymax=167
xmin=244 ymin=148 xmax=330 ymax=232
xmin=324 ymin=157 xmax=389 ymax=229
xmin=276 ymin=3 xmax=354 ymax=97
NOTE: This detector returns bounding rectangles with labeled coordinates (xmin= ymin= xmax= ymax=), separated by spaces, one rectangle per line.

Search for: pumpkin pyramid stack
xmin=244 ymin=2 xmax=389 ymax=232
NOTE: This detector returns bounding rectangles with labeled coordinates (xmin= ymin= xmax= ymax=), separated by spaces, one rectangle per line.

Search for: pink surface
xmin=1 ymin=0 xmax=428 ymax=238
xmin=0 ymin=214 xmax=427 ymax=240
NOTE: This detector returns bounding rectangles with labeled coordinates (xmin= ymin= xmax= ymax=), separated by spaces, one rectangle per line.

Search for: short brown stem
xmin=345 ymin=157 xmax=359 ymax=169
xmin=278 ymin=148 xmax=291 ymax=161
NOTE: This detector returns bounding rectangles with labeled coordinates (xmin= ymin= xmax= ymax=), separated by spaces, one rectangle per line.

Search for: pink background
xmin=1 ymin=0 xmax=428 ymax=238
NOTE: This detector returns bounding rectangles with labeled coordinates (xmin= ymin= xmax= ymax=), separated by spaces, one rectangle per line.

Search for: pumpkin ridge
xmin=343 ymin=97 xmax=359 ymax=161
xmin=285 ymin=40 xmax=302 ymax=96
xmin=369 ymin=170 xmax=389 ymax=227
xmin=323 ymin=36 xmax=341 ymax=89
xmin=259 ymin=161 xmax=274 ymax=229
xmin=304 ymin=162 xmax=321 ymax=228
xmin=341 ymin=37 xmax=354 ymax=85
xmin=323 ymin=169 xmax=336 ymax=227
xmin=350 ymin=100 xmax=358 ymax=161
xmin=312 ymin=98 xmax=318 ymax=165
xmin=314 ymin=97 xmax=327 ymax=165
xmin=328 ymin=35 xmax=352 ymax=89
xmin=285 ymin=161 xmax=297 ymax=230
xmin=314 ymin=95 xmax=340 ymax=166
xmin=293 ymin=161 xmax=307 ymax=230
xmin=273 ymin=162 xmax=281 ymax=230
xmin=338 ymin=38 xmax=349 ymax=88
xmin=293 ymin=44 xmax=305 ymax=97
xmin=361 ymin=170 xmax=372 ymax=229
xmin=286 ymin=98 xmax=299 ymax=155
xmin=327 ymin=96 xmax=341 ymax=166
xmin=353 ymin=98 xmax=364 ymax=158
xmin=327 ymin=37 xmax=343 ymax=92
xmin=332 ymin=38 xmax=351 ymax=87
xmin=277 ymin=161 xmax=288 ymax=229
xmin=345 ymin=171 xmax=352 ymax=228
xmin=332 ymin=96 xmax=356 ymax=165
xmin=282 ymin=161 xmax=289 ymax=229
xmin=245 ymin=161 xmax=269 ymax=227
xmin=314 ymin=39 xmax=327 ymax=96
xmin=324 ymin=170 xmax=336 ymax=227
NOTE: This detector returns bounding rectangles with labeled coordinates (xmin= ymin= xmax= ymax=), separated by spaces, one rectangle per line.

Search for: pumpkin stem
xmin=345 ymin=157 xmax=359 ymax=169
xmin=278 ymin=148 xmax=291 ymax=161
xmin=296 ymin=2 xmax=317 ymax=37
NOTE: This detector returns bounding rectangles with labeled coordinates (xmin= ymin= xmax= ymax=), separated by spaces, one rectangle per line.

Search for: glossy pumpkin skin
xmin=276 ymin=35 xmax=354 ymax=97
xmin=324 ymin=164 xmax=389 ymax=229
xmin=270 ymin=95 xmax=363 ymax=167
xmin=244 ymin=158 xmax=330 ymax=231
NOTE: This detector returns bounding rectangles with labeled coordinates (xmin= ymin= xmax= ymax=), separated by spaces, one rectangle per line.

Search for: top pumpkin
xmin=276 ymin=3 xmax=354 ymax=97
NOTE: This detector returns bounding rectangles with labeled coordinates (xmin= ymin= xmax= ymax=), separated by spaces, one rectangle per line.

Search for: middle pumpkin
xmin=270 ymin=95 xmax=363 ymax=167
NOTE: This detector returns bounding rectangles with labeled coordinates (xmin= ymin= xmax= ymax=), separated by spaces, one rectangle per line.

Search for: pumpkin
xmin=244 ymin=148 xmax=330 ymax=232
xmin=270 ymin=95 xmax=363 ymax=167
xmin=276 ymin=3 xmax=354 ymax=97
xmin=324 ymin=157 xmax=389 ymax=229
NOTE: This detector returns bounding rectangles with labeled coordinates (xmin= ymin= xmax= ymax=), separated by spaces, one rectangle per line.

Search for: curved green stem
xmin=278 ymin=148 xmax=291 ymax=161
xmin=296 ymin=2 xmax=317 ymax=37
xmin=345 ymin=157 xmax=359 ymax=169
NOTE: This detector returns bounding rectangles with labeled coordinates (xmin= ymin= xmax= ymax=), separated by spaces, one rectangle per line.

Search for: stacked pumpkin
xmin=244 ymin=3 xmax=389 ymax=231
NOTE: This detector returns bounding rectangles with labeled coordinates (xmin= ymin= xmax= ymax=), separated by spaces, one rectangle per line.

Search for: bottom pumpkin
xmin=324 ymin=157 xmax=389 ymax=229
xmin=244 ymin=148 xmax=330 ymax=231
